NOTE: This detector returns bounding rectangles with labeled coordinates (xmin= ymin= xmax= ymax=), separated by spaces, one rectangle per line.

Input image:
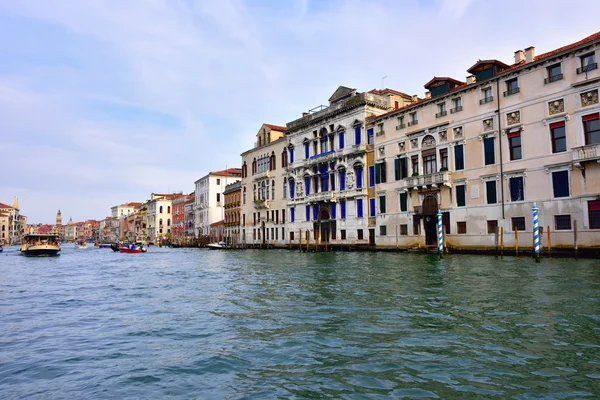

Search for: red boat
xmin=119 ymin=246 xmax=147 ymax=254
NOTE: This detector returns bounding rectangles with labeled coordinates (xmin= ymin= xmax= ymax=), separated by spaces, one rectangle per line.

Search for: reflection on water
xmin=0 ymin=246 xmax=599 ymax=399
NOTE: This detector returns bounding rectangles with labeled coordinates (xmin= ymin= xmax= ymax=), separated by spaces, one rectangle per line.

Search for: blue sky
xmin=1 ymin=0 xmax=599 ymax=223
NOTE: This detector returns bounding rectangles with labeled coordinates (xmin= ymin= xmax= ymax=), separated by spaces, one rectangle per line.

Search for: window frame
xmin=508 ymin=131 xmax=522 ymax=161
xmin=550 ymin=121 xmax=567 ymax=153
xmin=551 ymin=169 xmax=570 ymax=198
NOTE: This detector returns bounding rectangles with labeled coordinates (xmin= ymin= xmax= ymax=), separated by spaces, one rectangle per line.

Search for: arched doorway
xmin=313 ymin=205 xmax=334 ymax=243
xmin=422 ymin=195 xmax=438 ymax=245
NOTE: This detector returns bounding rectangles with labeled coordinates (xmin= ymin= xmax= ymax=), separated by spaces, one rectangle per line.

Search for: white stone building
xmin=194 ymin=169 xmax=242 ymax=237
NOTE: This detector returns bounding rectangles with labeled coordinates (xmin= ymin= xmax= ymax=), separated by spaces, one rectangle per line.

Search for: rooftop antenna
xmin=382 ymin=76 xmax=387 ymax=90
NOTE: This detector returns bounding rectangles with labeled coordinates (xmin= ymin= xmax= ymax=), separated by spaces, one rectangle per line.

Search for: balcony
xmin=407 ymin=120 xmax=418 ymax=127
xmin=253 ymin=199 xmax=271 ymax=209
xmin=450 ymin=106 xmax=462 ymax=114
xmin=253 ymin=169 xmax=270 ymax=181
xmin=503 ymin=87 xmax=520 ymax=97
xmin=577 ymin=63 xmax=598 ymax=74
xmin=573 ymin=143 xmax=600 ymax=166
xmin=480 ymin=96 xmax=494 ymax=104
xmin=376 ymin=130 xmax=385 ymax=137
xmin=435 ymin=110 xmax=447 ymax=118
xmin=544 ymin=74 xmax=563 ymax=84
xmin=395 ymin=124 xmax=405 ymax=130
xmin=405 ymin=170 xmax=452 ymax=190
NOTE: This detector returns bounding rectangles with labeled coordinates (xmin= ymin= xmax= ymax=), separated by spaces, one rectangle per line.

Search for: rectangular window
xmin=554 ymin=215 xmax=572 ymax=230
xmin=305 ymin=177 xmax=311 ymax=195
xmin=341 ymin=229 xmax=346 ymax=240
xmin=481 ymin=87 xmax=493 ymax=103
xmin=409 ymin=112 xmax=418 ymax=125
xmin=379 ymin=195 xmax=386 ymax=214
xmin=290 ymin=181 xmax=295 ymax=198
xmin=367 ymin=128 xmax=374 ymax=145
xmin=423 ymin=152 xmax=436 ymax=175
xmin=509 ymin=176 xmax=524 ymax=202
xmin=399 ymin=192 xmax=408 ymax=212
xmin=395 ymin=157 xmax=408 ymax=180
xmin=578 ymin=53 xmax=597 ymax=74
xmin=375 ymin=162 xmax=387 ymax=183
xmin=313 ymin=205 xmax=319 ymax=221
xmin=484 ymin=137 xmax=495 ymax=165
xmin=356 ymin=167 xmax=363 ymax=188
xmin=341 ymin=200 xmax=346 ymax=218
xmin=411 ymin=155 xmax=419 ymax=176
xmin=400 ymin=224 xmax=408 ymax=235
xmin=508 ymin=132 xmax=522 ymax=160
xmin=413 ymin=217 xmax=420 ymax=235
xmin=454 ymin=145 xmax=464 ymax=170
xmin=357 ymin=229 xmax=364 ymax=240
xmin=512 ymin=217 xmax=526 ymax=232
xmin=339 ymin=131 xmax=344 ymax=149
xmin=217 ymin=193 xmax=221 ymax=202
xmin=369 ymin=166 xmax=375 ymax=187
xmin=331 ymin=203 xmax=336 ymax=219
xmin=370 ymin=198 xmax=376 ymax=216
xmin=487 ymin=220 xmax=498 ymax=234
xmin=357 ymin=199 xmax=364 ymax=218
xmin=457 ymin=221 xmax=467 ymax=234
xmin=330 ymin=174 xmax=335 ymax=191
xmin=545 ymin=64 xmax=563 ymax=83
xmin=355 ymin=126 xmax=361 ymax=145
xmin=290 ymin=207 xmax=295 ymax=223
xmin=440 ymin=149 xmax=448 ymax=170
xmin=340 ymin=170 xmax=346 ymax=190
xmin=451 ymin=97 xmax=462 ymax=113
xmin=552 ymin=170 xmax=569 ymax=198
xmin=380 ymin=225 xmax=387 ymax=236
xmin=289 ymin=148 xmax=294 ymax=164
xmin=305 ymin=143 xmax=309 ymax=159
xmin=486 ymin=180 xmax=497 ymax=204
xmin=550 ymin=121 xmax=567 ymax=153
xmin=504 ymin=78 xmax=519 ymax=96
xmin=437 ymin=102 xmax=447 ymax=118
xmin=456 ymin=185 xmax=466 ymax=207
xmin=583 ymin=113 xmax=600 ymax=145
xmin=306 ymin=205 xmax=311 ymax=221
xmin=588 ymin=200 xmax=600 ymax=229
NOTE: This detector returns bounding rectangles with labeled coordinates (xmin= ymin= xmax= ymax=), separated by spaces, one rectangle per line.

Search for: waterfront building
xmin=172 ymin=192 xmax=194 ymax=245
xmin=99 ymin=217 xmax=112 ymax=243
xmin=146 ymin=193 xmax=181 ymax=244
xmin=183 ymin=193 xmax=195 ymax=245
xmin=194 ymin=168 xmax=242 ymax=238
xmin=240 ymin=124 xmax=288 ymax=247
xmin=370 ymin=31 xmax=600 ymax=250
xmin=54 ymin=209 xmax=65 ymax=240
xmin=0 ymin=207 xmax=8 ymax=244
xmin=223 ymin=181 xmax=241 ymax=245
xmin=64 ymin=217 xmax=77 ymax=242
xmin=284 ymin=86 xmax=413 ymax=247
xmin=110 ymin=202 xmax=141 ymax=241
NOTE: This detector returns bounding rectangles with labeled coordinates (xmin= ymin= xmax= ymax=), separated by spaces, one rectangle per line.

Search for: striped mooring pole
xmin=437 ymin=210 xmax=443 ymax=258
xmin=533 ymin=203 xmax=540 ymax=263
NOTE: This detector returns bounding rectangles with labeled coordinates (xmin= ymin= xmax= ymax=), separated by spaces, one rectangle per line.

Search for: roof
xmin=423 ymin=77 xmax=465 ymax=89
xmin=369 ymin=88 xmax=413 ymax=99
xmin=466 ymin=59 xmax=510 ymax=74
xmin=0 ymin=202 xmax=13 ymax=209
xmin=263 ymin=123 xmax=286 ymax=131
xmin=328 ymin=86 xmax=356 ymax=102
xmin=151 ymin=193 xmax=183 ymax=200
xmin=210 ymin=220 xmax=225 ymax=228
xmin=210 ymin=168 xmax=242 ymax=177
xmin=535 ymin=31 xmax=600 ymax=62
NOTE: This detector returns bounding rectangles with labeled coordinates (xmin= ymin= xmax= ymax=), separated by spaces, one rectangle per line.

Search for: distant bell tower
xmin=56 ymin=209 xmax=62 ymax=226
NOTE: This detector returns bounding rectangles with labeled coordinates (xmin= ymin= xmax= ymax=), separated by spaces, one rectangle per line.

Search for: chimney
xmin=425 ymin=91 xmax=431 ymax=99
xmin=525 ymin=46 xmax=535 ymax=63
xmin=302 ymin=112 xmax=309 ymax=117
xmin=466 ymin=75 xmax=476 ymax=84
xmin=514 ymin=50 xmax=525 ymax=64
xmin=412 ymin=94 xmax=419 ymax=102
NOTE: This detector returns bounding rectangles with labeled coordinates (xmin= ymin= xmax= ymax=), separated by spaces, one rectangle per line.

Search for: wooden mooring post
xmin=515 ymin=227 xmax=519 ymax=256
xmin=574 ymin=220 xmax=578 ymax=259
xmin=494 ymin=226 xmax=499 ymax=256
xmin=547 ymin=226 xmax=552 ymax=257
xmin=500 ymin=226 xmax=504 ymax=257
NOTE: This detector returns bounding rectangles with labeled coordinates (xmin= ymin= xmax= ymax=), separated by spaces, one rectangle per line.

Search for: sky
xmin=1 ymin=0 xmax=599 ymax=224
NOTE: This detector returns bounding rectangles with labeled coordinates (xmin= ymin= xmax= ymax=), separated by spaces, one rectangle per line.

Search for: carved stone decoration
xmin=378 ymin=147 xmax=385 ymax=157
xmin=398 ymin=141 xmax=406 ymax=152
xmin=410 ymin=138 xmax=419 ymax=149
xmin=346 ymin=171 xmax=355 ymax=190
xmin=296 ymin=182 xmax=303 ymax=197
xmin=506 ymin=111 xmax=521 ymax=126
xmin=548 ymin=99 xmax=564 ymax=115
xmin=439 ymin=130 xmax=447 ymax=142
xmin=422 ymin=135 xmax=436 ymax=148
xmin=453 ymin=127 xmax=463 ymax=139
xmin=581 ymin=89 xmax=599 ymax=107
xmin=483 ymin=118 xmax=493 ymax=131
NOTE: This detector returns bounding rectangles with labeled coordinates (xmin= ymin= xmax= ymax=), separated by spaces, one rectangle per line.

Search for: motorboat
xmin=119 ymin=244 xmax=147 ymax=254
xmin=98 ymin=243 xmax=112 ymax=249
xmin=77 ymin=242 xmax=88 ymax=249
xmin=207 ymin=241 xmax=230 ymax=250
xmin=20 ymin=234 xmax=61 ymax=256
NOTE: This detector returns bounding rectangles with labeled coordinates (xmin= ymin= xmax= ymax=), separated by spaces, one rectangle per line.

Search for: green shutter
xmin=375 ymin=164 xmax=381 ymax=184
xmin=394 ymin=159 xmax=400 ymax=180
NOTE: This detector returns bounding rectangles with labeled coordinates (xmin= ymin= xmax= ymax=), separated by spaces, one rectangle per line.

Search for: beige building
xmin=147 ymin=194 xmax=180 ymax=244
xmin=284 ymin=86 xmax=413 ymax=248
xmin=370 ymin=31 xmax=600 ymax=251
xmin=240 ymin=124 xmax=288 ymax=246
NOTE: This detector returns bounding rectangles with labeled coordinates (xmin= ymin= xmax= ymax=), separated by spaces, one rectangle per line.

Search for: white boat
xmin=207 ymin=241 xmax=229 ymax=250
xmin=77 ymin=242 xmax=88 ymax=249
xmin=20 ymin=234 xmax=61 ymax=256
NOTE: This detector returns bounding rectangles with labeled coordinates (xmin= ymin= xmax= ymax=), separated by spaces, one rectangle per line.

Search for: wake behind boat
xmin=20 ymin=234 xmax=61 ymax=256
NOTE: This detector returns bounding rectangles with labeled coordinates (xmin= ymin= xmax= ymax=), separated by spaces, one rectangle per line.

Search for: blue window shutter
xmin=341 ymin=200 xmax=346 ymax=218
xmin=355 ymin=126 xmax=361 ymax=145
xmin=339 ymin=132 xmax=344 ymax=149
xmin=454 ymin=145 xmax=464 ymax=170
xmin=291 ymin=207 xmax=295 ymax=222
xmin=305 ymin=178 xmax=310 ymax=195
xmin=370 ymin=198 xmax=375 ymax=216
xmin=369 ymin=166 xmax=375 ymax=187
xmin=290 ymin=180 xmax=295 ymax=198
xmin=332 ymin=204 xmax=336 ymax=219
xmin=340 ymin=171 xmax=346 ymax=190
xmin=357 ymin=199 xmax=363 ymax=218
xmin=313 ymin=205 xmax=319 ymax=220
xmin=305 ymin=143 xmax=309 ymax=159
xmin=306 ymin=205 xmax=311 ymax=221
xmin=356 ymin=167 xmax=363 ymax=188
xmin=289 ymin=148 xmax=294 ymax=164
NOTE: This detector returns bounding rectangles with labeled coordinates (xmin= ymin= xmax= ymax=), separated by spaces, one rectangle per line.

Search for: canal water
xmin=1 ymin=246 xmax=599 ymax=399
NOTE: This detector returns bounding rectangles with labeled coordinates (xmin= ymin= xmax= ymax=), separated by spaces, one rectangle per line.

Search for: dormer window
xmin=451 ymin=98 xmax=462 ymax=113
xmin=408 ymin=112 xmax=418 ymax=127
xmin=578 ymin=53 xmax=597 ymax=74
xmin=504 ymin=78 xmax=519 ymax=97
xmin=545 ymin=64 xmax=563 ymax=83
xmin=436 ymin=103 xmax=447 ymax=118
xmin=480 ymin=87 xmax=493 ymax=104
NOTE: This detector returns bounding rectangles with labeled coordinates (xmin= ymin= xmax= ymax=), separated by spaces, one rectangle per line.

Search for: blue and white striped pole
xmin=533 ymin=203 xmax=540 ymax=262
xmin=437 ymin=210 xmax=443 ymax=257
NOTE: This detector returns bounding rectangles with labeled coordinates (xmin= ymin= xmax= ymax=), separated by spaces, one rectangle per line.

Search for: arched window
xmin=283 ymin=178 xmax=287 ymax=199
xmin=167 ymin=206 xmax=171 ymax=214
xmin=167 ymin=219 xmax=171 ymax=227
xmin=266 ymin=180 xmax=270 ymax=200
xmin=281 ymin=150 xmax=288 ymax=167
xmin=289 ymin=178 xmax=295 ymax=198
xmin=242 ymin=162 xmax=247 ymax=178
xmin=252 ymin=158 xmax=257 ymax=175
xmin=159 ymin=218 xmax=163 ymax=226
xmin=272 ymin=180 xmax=275 ymax=200
xmin=243 ymin=187 xmax=247 ymax=204
xmin=270 ymin=152 xmax=276 ymax=171
xmin=159 ymin=206 xmax=163 ymax=213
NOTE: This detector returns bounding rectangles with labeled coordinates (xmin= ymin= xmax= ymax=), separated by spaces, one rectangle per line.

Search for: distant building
xmin=146 ymin=193 xmax=182 ymax=244
xmin=194 ymin=168 xmax=242 ymax=237
xmin=223 ymin=181 xmax=241 ymax=245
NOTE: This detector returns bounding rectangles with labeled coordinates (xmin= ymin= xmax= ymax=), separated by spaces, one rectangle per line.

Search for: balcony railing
xmin=396 ymin=123 xmax=405 ymax=130
xmin=450 ymin=106 xmax=462 ymax=114
xmin=577 ymin=63 xmax=598 ymax=74
xmin=503 ymin=87 xmax=520 ymax=97
xmin=544 ymin=74 xmax=563 ymax=84
xmin=405 ymin=170 xmax=452 ymax=189
xmin=480 ymin=96 xmax=494 ymax=104
xmin=376 ymin=130 xmax=385 ymax=137
xmin=573 ymin=143 xmax=600 ymax=164
xmin=407 ymin=120 xmax=418 ymax=127
xmin=253 ymin=199 xmax=270 ymax=209
xmin=435 ymin=110 xmax=447 ymax=118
